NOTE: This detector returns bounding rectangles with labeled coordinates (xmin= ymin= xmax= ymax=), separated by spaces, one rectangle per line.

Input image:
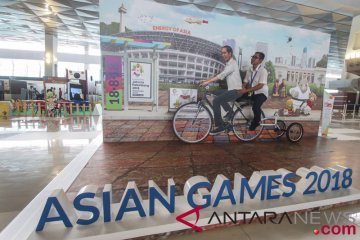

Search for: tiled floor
xmin=64 ymin=136 xmax=360 ymax=240
xmin=0 ymin=116 xmax=102 ymax=231
xmin=2 ymin=116 xmax=360 ymax=240
xmin=328 ymin=121 xmax=360 ymax=140
xmin=67 ymin=137 xmax=360 ymax=202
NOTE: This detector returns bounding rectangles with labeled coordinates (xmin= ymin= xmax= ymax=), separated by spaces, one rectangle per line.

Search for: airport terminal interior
xmin=1 ymin=0 xmax=360 ymax=240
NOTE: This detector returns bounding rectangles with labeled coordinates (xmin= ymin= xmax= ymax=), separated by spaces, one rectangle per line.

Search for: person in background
xmin=29 ymin=86 xmax=34 ymax=100
xmin=46 ymin=89 xmax=54 ymax=99
xmin=273 ymin=79 xmax=280 ymax=97
xmin=59 ymin=88 xmax=63 ymax=100
xmin=33 ymin=88 xmax=41 ymax=100
xmin=279 ymin=79 xmax=287 ymax=98
xmin=79 ymin=89 xmax=84 ymax=101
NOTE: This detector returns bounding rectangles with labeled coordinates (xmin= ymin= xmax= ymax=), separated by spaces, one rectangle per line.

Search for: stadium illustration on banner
xmin=100 ymin=0 xmax=330 ymax=120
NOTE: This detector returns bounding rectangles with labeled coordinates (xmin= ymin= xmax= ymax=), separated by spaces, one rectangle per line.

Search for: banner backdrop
xmin=100 ymin=0 xmax=331 ymax=120
xmin=103 ymin=56 xmax=123 ymax=110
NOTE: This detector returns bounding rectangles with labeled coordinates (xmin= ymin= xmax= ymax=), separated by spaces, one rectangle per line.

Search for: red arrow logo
xmin=176 ymin=205 xmax=203 ymax=232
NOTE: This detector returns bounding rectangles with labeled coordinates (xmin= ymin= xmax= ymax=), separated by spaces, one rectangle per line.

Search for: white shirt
xmin=217 ymin=58 xmax=242 ymax=90
xmin=244 ymin=64 xmax=268 ymax=97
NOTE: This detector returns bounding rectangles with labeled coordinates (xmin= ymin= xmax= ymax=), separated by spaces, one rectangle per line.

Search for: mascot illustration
xmin=289 ymin=79 xmax=311 ymax=113
xmin=279 ymin=79 xmax=317 ymax=116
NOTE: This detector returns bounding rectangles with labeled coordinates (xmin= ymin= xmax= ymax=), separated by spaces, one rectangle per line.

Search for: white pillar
xmin=44 ymin=29 xmax=58 ymax=77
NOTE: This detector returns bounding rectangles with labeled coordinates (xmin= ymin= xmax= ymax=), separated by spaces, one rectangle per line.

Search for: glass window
xmin=0 ymin=59 xmax=13 ymax=75
xmin=58 ymin=45 xmax=85 ymax=55
xmin=88 ymin=46 xmax=101 ymax=56
xmin=0 ymin=59 xmax=43 ymax=77
xmin=88 ymin=64 xmax=101 ymax=81
xmin=0 ymin=40 xmax=43 ymax=51
xmin=178 ymin=56 xmax=186 ymax=61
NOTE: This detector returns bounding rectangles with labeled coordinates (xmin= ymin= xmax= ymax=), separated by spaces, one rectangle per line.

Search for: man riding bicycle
xmin=200 ymin=45 xmax=243 ymax=134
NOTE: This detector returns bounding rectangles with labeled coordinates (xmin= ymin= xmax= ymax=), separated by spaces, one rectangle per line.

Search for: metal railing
xmin=8 ymin=100 xmax=96 ymax=117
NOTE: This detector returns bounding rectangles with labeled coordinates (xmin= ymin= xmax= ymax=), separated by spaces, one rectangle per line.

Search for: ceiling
xmin=0 ymin=0 xmax=99 ymax=46
xmin=1 ymin=0 xmax=360 ymax=69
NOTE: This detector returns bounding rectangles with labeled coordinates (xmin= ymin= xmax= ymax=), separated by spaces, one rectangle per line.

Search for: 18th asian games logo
xmin=132 ymin=63 xmax=144 ymax=77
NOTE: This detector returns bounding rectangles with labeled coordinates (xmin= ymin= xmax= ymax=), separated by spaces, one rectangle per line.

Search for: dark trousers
xmin=251 ymin=93 xmax=267 ymax=124
xmin=212 ymin=89 xmax=242 ymax=127
xmin=237 ymin=93 xmax=267 ymax=124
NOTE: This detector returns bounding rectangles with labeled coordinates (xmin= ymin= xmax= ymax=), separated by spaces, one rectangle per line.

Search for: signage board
xmin=321 ymin=90 xmax=335 ymax=136
xmin=103 ymin=56 xmax=123 ymax=110
xmin=169 ymin=88 xmax=198 ymax=111
xmin=128 ymin=60 xmax=153 ymax=102
xmin=31 ymin=165 xmax=359 ymax=240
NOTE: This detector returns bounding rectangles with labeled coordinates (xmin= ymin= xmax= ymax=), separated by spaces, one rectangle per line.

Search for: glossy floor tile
xmin=2 ymin=115 xmax=360 ymax=240
xmin=0 ymin=116 xmax=102 ymax=231
xmin=67 ymin=137 xmax=360 ymax=201
xmin=65 ymin=135 xmax=360 ymax=240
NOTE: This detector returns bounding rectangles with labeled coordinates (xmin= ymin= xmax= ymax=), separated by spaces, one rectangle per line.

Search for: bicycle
xmin=172 ymin=87 xmax=304 ymax=143
xmin=172 ymin=87 xmax=266 ymax=143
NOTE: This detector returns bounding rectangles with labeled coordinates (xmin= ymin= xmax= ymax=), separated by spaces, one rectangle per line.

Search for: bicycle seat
xmin=235 ymin=97 xmax=253 ymax=106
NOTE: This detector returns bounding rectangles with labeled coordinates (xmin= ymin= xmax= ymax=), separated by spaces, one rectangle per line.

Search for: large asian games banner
xmin=100 ymin=0 xmax=331 ymax=121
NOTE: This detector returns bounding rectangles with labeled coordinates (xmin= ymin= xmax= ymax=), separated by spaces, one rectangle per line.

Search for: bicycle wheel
xmin=286 ymin=122 xmax=304 ymax=143
xmin=265 ymin=119 xmax=286 ymax=139
xmin=172 ymin=102 xmax=212 ymax=143
xmin=232 ymin=105 xmax=264 ymax=142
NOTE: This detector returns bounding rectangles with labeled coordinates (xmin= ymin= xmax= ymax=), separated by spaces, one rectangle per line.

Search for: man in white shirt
xmin=200 ymin=45 xmax=243 ymax=134
xmin=240 ymin=52 xmax=268 ymax=130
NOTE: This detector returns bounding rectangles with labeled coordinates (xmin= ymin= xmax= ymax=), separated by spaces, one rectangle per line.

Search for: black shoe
xmin=223 ymin=110 xmax=234 ymax=122
xmin=210 ymin=125 xmax=226 ymax=135
xmin=249 ymin=121 xmax=260 ymax=131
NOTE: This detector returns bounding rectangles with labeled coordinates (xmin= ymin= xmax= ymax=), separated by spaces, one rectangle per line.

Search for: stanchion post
xmin=63 ymin=103 xmax=67 ymax=116
xmin=23 ymin=102 xmax=27 ymax=117
xmin=82 ymin=103 xmax=86 ymax=115
xmin=37 ymin=102 xmax=41 ymax=117
xmin=70 ymin=103 xmax=73 ymax=115
xmin=16 ymin=101 xmax=20 ymax=116
xmin=31 ymin=101 xmax=35 ymax=116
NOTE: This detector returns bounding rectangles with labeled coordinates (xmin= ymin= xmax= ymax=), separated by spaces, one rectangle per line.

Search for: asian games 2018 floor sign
xmin=31 ymin=165 xmax=360 ymax=240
